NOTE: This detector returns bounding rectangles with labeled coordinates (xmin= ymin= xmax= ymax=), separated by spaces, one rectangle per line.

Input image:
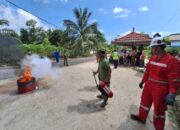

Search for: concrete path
xmin=0 ymin=60 xmax=176 ymax=130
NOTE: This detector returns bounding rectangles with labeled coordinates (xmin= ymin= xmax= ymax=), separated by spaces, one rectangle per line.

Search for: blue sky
xmin=1 ymin=0 xmax=180 ymax=43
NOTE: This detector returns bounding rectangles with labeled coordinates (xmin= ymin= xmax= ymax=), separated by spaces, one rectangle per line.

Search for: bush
xmin=143 ymin=48 xmax=152 ymax=59
xmin=22 ymin=38 xmax=60 ymax=57
xmin=166 ymin=47 xmax=180 ymax=56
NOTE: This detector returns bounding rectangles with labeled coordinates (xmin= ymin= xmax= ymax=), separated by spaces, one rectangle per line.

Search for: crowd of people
xmin=110 ymin=46 xmax=146 ymax=68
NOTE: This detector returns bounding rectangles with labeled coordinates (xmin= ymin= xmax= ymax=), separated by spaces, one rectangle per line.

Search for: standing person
xmin=126 ymin=51 xmax=131 ymax=66
xmin=63 ymin=49 xmax=69 ymax=66
xmin=139 ymin=51 xmax=146 ymax=67
xmin=112 ymin=49 xmax=119 ymax=68
xmin=130 ymin=37 xmax=180 ymax=130
xmin=135 ymin=50 xmax=142 ymax=66
xmin=54 ymin=50 xmax=60 ymax=64
xmin=93 ymin=50 xmax=112 ymax=108
xmin=130 ymin=46 xmax=137 ymax=66
xmin=119 ymin=50 xmax=124 ymax=64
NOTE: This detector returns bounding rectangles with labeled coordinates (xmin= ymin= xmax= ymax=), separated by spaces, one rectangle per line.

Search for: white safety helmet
xmin=149 ymin=37 xmax=166 ymax=47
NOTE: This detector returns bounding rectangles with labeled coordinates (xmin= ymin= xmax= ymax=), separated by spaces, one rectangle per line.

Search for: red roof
xmin=112 ymin=32 xmax=152 ymax=46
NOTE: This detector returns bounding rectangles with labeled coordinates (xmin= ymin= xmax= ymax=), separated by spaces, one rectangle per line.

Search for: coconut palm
xmin=63 ymin=8 xmax=105 ymax=55
xmin=0 ymin=19 xmax=9 ymax=26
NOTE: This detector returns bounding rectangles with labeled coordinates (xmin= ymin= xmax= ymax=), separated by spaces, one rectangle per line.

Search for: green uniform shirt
xmin=98 ymin=58 xmax=111 ymax=81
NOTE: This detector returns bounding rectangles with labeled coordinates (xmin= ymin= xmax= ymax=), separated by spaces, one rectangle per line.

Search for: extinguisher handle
xmin=92 ymin=72 xmax=98 ymax=86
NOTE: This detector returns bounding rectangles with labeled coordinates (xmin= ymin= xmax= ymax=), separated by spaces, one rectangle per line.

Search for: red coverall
xmin=138 ymin=53 xmax=180 ymax=130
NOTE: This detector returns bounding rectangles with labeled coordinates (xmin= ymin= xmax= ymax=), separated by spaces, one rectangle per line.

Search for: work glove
xmin=139 ymin=82 xmax=144 ymax=89
xmin=165 ymin=93 xmax=176 ymax=106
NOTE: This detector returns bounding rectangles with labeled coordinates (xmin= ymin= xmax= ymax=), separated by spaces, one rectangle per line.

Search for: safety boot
xmin=130 ymin=114 xmax=146 ymax=124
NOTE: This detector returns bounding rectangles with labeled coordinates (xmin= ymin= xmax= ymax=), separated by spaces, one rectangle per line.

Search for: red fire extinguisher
xmin=93 ymin=73 xmax=113 ymax=98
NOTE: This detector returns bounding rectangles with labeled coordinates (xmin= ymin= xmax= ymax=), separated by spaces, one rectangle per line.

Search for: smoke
xmin=21 ymin=54 xmax=58 ymax=79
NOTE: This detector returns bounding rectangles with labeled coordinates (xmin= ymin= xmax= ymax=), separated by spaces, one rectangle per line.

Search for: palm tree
xmin=64 ymin=8 xmax=104 ymax=55
xmin=0 ymin=19 xmax=9 ymax=26
xmin=0 ymin=19 xmax=19 ymax=39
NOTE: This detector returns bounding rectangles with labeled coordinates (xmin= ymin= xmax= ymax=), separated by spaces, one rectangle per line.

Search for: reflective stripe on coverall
xmin=138 ymin=53 xmax=180 ymax=130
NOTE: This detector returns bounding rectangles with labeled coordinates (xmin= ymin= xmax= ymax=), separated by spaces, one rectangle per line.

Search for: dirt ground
xmin=0 ymin=60 xmax=176 ymax=130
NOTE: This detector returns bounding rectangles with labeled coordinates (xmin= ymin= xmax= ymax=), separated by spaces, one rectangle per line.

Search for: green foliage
xmin=22 ymin=38 xmax=58 ymax=57
xmin=63 ymin=7 xmax=106 ymax=56
xmin=105 ymin=44 xmax=123 ymax=53
xmin=20 ymin=19 xmax=48 ymax=44
xmin=98 ymin=43 xmax=112 ymax=53
xmin=143 ymin=47 xmax=152 ymax=59
xmin=60 ymin=47 xmax=71 ymax=57
xmin=166 ymin=47 xmax=180 ymax=56
xmin=21 ymin=38 xmax=73 ymax=58
xmin=140 ymin=47 xmax=180 ymax=59
xmin=49 ymin=29 xmax=64 ymax=46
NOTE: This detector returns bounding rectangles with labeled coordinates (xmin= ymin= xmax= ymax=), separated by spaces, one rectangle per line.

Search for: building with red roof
xmin=111 ymin=28 xmax=152 ymax=46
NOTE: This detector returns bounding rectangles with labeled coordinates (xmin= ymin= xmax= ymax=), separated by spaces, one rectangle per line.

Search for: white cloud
xmin=0 ymin=5 xmax=51 ymax=32
xmin=106 ymin=36 xmax=113 ymax=44
xmin=151 ymin=32 xmax=171 ymax=37
xmin=114 ymin=14 xmax=128 ymax=18
xmin=99 ymin=28 xmax=104 ymax=33
xmin=117 ymin=29 xmax=141 ymax=37
xmin=113 ymin=7 xmax=123 ymax=14
xmin=119 ymin=31 xmax=131 ymax=37
xmin=98 ymin=8 xmax=108 ymax=15
xmin=92 ymin=19 xmax=98 ymax=23
xmin=138 ymin=6 xmax=149 ymax=12
xmin=90 ymin=19 xmax=98 ymax=23
xmin=113 ymin=7 xmax=130 ymax=18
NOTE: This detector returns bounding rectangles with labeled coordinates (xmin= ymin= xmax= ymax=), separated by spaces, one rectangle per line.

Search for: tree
xmin=0 ymin=19 xmax=23 ymax=65
xmin=26 ymin=19 xmax=37 ymax=28
xmin=0 ymin=19 xmax=9 ymax=26
xmin=63 ymin=7 xmax=106 ymax=55
xmin=49 ymin=29 xmax=64 ymax=46
xmin=0 ymin=28 xmax=19 ymax=38
xmin=35 ymin=27 xmax=48 ymax=44
xmin=20 ymin=28 xmax=29 ymax=43
xmin=20 ymin=19 xmax=48 ymax=44
xmin=0 ymin=19 xmax=19 ymax=39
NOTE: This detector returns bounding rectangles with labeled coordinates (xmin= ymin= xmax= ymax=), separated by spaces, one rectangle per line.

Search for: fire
xmin=19 ymin=66 xmax=33 ymax=82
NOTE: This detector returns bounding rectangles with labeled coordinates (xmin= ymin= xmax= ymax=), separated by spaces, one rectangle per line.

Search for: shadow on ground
xmin=118 ymin=104 xmax=152 ymax=130
xmin=78 ymin=86 xmax=97 ymax=92
xmin=67 ymin=98 xmax=106 ymax=114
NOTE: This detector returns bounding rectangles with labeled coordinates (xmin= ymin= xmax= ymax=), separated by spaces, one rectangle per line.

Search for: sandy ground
xmin=0 ymin=60 xmax=176 ymax=130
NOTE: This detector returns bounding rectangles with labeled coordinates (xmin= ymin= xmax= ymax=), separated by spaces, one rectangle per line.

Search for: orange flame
xmin=19 ymin=66 xmax=33 ymax=82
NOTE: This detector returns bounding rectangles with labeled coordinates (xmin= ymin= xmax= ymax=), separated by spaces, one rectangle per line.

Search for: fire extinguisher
xmin=93 ymin=72 xmax=113 ymax=98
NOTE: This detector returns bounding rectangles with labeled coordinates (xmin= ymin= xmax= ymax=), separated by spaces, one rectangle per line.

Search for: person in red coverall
xmin=130 ymin=36 xmax=180 ymax=130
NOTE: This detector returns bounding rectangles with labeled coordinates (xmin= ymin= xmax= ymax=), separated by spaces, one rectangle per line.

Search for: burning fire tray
xmin=17 ymin=77 xmax=37 ymax=94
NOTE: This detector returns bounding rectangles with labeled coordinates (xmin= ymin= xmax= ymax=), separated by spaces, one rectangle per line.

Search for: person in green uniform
xmin=93 ymin=50 xmax=112 ymax=107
